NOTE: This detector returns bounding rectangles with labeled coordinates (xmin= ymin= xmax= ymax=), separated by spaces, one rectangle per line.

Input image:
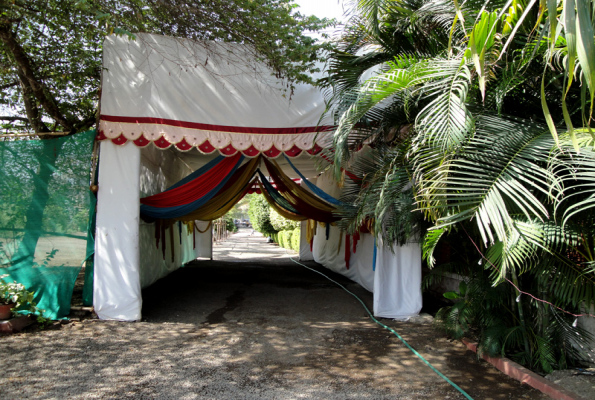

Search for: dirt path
xmin=0 ymin=230 xmax=547 ymax=399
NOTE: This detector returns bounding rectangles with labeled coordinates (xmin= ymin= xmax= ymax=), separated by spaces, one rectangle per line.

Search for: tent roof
xmin=99 ymin=34 xmax=334 ymax=158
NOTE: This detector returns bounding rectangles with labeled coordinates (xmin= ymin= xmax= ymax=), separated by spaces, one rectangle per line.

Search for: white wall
xmin=194 ymin=221 xmax=213 ymax=259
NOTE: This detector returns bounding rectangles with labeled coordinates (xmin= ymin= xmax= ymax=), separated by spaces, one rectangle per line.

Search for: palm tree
xmin=323 ymin=0 xmax=595 ymax=371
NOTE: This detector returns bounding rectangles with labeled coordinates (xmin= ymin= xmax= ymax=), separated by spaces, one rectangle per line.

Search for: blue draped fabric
xmin=372 ymin=237 xmax=377 ymax=271
xmin=256 ymin=169 xmax=301 ymax=214
xmin=283 ymin=155 xmax=344 ymax=206
xmin=140 ymin=155 xmax=244 ymax=219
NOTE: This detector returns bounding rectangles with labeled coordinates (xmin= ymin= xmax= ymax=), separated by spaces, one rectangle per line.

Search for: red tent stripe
xmin=100 ymin=115 xmax=335 ymax=135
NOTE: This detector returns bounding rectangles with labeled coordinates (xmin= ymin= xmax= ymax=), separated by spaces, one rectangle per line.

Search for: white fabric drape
xmin=374 ymin=241 xmax=423 ymax=319
xmin=310 ymin=171 xmax=422 ymax=317
xmin=94 ymin=141 xmax=142 ymax=321
xmin=312 ymin=225 xmax=375 ymax=292
xmin=194 ymin=221 xmax=213 ymax=259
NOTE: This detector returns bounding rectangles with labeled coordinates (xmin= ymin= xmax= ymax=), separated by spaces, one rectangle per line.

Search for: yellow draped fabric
xmin=184 ymin=220 xmax=194 ymax=234
xmin=265 ymin=159 xmax=336 ymax=213
xmin=178 ymin=157 xmax=260 ymax=222
xmin=195 ymin=221 xmax=212 ymax=233
xmin=306 ymin=219 xmax=317 ymax=243
xmin=259 ymin=181 xmax=307 ymax=222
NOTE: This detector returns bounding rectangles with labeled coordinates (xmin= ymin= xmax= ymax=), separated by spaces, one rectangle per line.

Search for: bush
xmin=223 ymin=214 xmax=238 ymax=233
xmin=270 ymin=208 xmax=300 ymax=231
xmin=247 ymin=195 xmax=277 ymax=236
xmin=274 ymin=228 xmax=301 ymax=252
xmin=291 ymin=227 xmax=300 ymax=251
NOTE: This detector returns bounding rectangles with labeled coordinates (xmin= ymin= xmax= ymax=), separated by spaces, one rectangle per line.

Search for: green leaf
xmin=546 ymin=0 xmax=558 ymax=50
xmin=443 ymin=291 xmax=461 ymax=300
xmin=575 ymin=0 xmax=595 ymax=122
xmin=423 ymin=227 xmax=446 ymax=268
xmin=541 ymin=67 xmax=559 ymax=147
xmin=459 ymin=281 xmax=468 ymax=296
xmin=562 ymin=0 xmax=577 ymax=95
xmin=499 ymin=0 xmax=539 ymax=59
xmin=468 ymin=11 xmax=499 ymax=100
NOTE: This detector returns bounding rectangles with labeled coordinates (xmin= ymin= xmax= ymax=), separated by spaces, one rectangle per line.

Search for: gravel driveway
xmin=0 ymin=230 xmax=547 ymax=399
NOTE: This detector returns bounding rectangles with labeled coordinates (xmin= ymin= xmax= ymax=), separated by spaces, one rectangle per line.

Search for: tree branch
xmin=16 ymin=69 xmax=49 ymax=133
xmin=0 ymin=19 xmax=74 ymax=132
xmin=74 ymin=114 xmax=97 ymax=133
xmin=0 ymin=116 xmax=29 ymax=122
xmin=0 ymin=80 xmax=19 ymax=90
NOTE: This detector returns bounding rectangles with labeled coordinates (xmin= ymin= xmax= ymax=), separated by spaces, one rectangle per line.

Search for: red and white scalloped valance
xmin=98 ymin=115 xmax=332 ymax=158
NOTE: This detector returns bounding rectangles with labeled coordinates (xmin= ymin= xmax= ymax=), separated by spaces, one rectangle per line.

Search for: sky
xmin=294 ymin=0 xmax=348 ymax=22
xmin=293 ymin=0 xmax=349 ymax=40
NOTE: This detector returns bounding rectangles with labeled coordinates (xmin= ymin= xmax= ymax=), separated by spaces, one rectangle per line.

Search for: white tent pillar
xmin=373 ymin=241 xmax=422 ymax=319
xmin=94 ymin=141 xmax=142 ymax=321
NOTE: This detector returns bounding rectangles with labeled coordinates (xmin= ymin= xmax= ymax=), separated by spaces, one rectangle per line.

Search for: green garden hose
xmin=289 ymin=256 xmax=474 ymax=400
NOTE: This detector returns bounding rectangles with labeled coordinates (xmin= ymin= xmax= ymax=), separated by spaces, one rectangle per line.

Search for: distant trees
xmin=247 ymin=194 xmax=278 ymax=236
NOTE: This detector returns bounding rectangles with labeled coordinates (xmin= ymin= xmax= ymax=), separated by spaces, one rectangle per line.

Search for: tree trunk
xmin=0 ymin=19 xmax=73 ymax=132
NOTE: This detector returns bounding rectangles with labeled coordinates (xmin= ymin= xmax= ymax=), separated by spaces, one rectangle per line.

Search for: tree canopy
xmin=0 ymin=0 xmax=333 ymax=133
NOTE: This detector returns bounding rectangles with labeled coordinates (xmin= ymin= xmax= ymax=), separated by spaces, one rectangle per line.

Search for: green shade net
xmin=0 ymin=130 xmax=96 ymax=319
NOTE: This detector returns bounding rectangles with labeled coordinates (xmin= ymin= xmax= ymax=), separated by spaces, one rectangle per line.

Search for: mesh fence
xmin=0 ymin=130 xmax=96 ymax=319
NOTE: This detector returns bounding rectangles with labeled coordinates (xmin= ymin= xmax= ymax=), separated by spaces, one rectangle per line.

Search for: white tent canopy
xmin=95 ymin=33 xmax=421 ymax=321
xmin=99 ymin=34 xmax=333 ymax=158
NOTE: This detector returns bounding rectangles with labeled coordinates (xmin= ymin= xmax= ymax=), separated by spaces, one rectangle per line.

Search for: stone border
xmin=461 ymin=339 xmax=586 ymax=400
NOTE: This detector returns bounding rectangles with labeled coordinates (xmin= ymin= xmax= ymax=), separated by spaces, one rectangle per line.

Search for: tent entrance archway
xmin=93 ymin=33 xmax=422 ymax=322
xmin=136 ymin=141 xmax=333 ymax=260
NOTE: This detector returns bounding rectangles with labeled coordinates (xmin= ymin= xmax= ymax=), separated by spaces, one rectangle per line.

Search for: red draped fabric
xmin=141 ymin=153 xmax=242 ymax=207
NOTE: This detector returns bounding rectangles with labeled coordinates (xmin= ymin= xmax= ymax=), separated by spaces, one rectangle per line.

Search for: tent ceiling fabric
xmin=152 ymin=147 xmax=330 ymax=181
xmin=98 ymin=34 xmax=334 ymax=157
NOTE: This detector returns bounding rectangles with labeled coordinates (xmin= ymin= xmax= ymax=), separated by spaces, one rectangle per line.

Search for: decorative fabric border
xmin=97 ymin=116 xmax=332 ymax=158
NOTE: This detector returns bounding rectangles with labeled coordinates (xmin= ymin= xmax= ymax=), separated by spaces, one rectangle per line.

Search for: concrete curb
xmin=461 ymin=339 xmax=586 ymax=400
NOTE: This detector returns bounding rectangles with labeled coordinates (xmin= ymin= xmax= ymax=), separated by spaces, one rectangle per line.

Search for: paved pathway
xmin=213 ymin=228 xmax=295 ymax=262
xmin=0 ymin=230 xmax=547 ymax=399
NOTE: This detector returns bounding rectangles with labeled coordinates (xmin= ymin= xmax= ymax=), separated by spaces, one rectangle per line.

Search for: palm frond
xmin=415 ymin=115 xmax=557 ymax=246
xmin=415 ymin=59 xmax=474 ymax=150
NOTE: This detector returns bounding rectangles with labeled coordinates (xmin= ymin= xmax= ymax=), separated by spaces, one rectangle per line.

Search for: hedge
xmin=274 ymin=227 xmax=300 ymax=252
xmin=290 ymin=227 xmax=300 ymax=251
